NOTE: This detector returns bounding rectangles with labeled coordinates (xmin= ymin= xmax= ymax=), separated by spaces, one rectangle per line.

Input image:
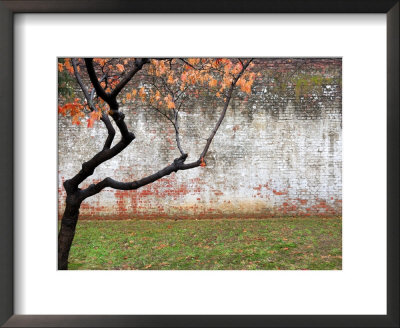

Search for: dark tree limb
xmin=80 ymin=153 xmax=189 ymax=200
xmin=72 ymin=58 xmax=116 ymax=150
xmin=58 ymin=201 xmax=80 ymax=269
xmin=100 ymin=115 xmax=116 ymax=150
xmin=72 ymin=58 xmax=92 ymax=102
xmin=84 ymin=58 xmax=111 ymax=103
xmin=178 ymin=58 xmax=196 ymax=69
xmin=199 ymin=59 xmax=252 ymax=159
xmin=64 ymin=58 xmax=149 ymax=193
xmin=84 ymin=58 xmax=131 ymax=140
xmin=84 ymin=58 xmax=150 ymax=142
xmin=148 ymin=105 xmax=186 ymax=156
xmin=111 ymin=58 xmax=150 ymax=98
xmin=64 ymin=137 xmax=131 ymax=193
xmin=174 ymin=110 xmax=185 ymax=156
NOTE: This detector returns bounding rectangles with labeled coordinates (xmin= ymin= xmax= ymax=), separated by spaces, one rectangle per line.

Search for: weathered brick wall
xmin=58 ymin=58 xmax=342 ymax=219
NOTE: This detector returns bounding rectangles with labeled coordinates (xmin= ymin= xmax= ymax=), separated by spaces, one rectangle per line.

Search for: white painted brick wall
xmin=58 ymin=59 xmax=342 ymax=219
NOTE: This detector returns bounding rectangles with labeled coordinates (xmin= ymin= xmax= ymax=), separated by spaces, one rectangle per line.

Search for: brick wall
xmin=58 ymin=58 xmax=342 ymax=219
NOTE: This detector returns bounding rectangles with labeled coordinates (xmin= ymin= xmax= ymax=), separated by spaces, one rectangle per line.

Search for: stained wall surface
xmin=58 ymin=58 xmax=342 ymax=219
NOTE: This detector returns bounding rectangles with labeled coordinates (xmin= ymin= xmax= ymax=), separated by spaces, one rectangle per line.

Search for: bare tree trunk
xmin=58 ymin=201 xmax=81 ymax=270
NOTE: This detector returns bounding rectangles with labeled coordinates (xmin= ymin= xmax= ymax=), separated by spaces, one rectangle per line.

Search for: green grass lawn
xmin=66 ymin=217 xmax=342 ymax=270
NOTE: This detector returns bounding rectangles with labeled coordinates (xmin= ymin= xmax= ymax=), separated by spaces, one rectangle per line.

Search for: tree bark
xmin=58 ymin=199 xmax=81 ymax=270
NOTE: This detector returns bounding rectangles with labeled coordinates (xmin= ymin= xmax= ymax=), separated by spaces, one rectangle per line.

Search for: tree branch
xmin=84 ymin=58 xmax=111 ymax=103
xmin=79 ymin=153 xmax=189 ymax=200
xmin=178 ymin=58 xmax=196 ymax=69
xmin=63 ymin=133 xmax=135 ymax=194
xmin=199 ymin=59 xmax=252 ymax=159
xmin=111 ymin=58 xmax=149 ymax=98
xmin=72 ymin=58 xmax=116 ymax=150
xmin=85 ymin=58 xmax=150 ymax=141
xmin=72 ymin=58 xmax=92 ymax=103
xmin=64 ymin=58 xmax=150 ymax=193
xmin=100 ymin=114 xmax=116 ymax=150
xmin=174 ymin=110 xmax=185 ymax=156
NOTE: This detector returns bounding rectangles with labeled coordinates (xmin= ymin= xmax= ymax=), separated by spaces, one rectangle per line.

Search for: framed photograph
xmin=1 ymin=1 xmax=398 ymax=327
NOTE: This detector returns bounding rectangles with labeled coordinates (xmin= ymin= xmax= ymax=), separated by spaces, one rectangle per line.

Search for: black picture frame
xmin=0 ymin=1 xmax=398 ymax=327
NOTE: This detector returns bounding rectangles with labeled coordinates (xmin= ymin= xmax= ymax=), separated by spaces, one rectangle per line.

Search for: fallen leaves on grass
xmin=68 ymin=217 xmax=342 ymax=270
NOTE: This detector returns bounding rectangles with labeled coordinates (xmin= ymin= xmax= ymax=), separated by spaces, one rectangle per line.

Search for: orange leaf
xmin=87 ymin=118 xmax=94 ymax=128
xmin=208 ymin=79 xmax=217 ymax=88
xmin=87 ymin=111 xmax=101 ymax=128
xmin=200 ymin=157 xmax=206 ymax=167
xmin=167 ymin=75 xmax=174 ymax=84
xmin=139 ymin=87 xmax=146 ymax=101
xmin=64 ymin=60 xmax=74 ymax=74
xmin=181 ymin=72 xmax=187 ymax=82
xmin=58 ymin=105 xmax=66 ymax=116
xmin=167 ymin=100 xmax=175 ymax=109
xmin=116 ymin=64 xmax=124 ymax=72
xmin=72 ymin=114 xmax=81 ymax=125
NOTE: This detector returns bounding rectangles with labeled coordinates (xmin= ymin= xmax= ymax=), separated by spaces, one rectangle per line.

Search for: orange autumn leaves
xmin=58 ymin=97 xmax=107 ymax=127
xmin=58 ymin=99 xmax=85 ymax=125
xmin=58 ymin=58 xmax=75 ymax=74
xmin=58 ymin=58 xmax=127 ymax=126
xmin=87 ymin=110 xmax=103 ymax=128
xmin=133 ymin=58 xmax=255 ymax=114
xmin=116 ymin=64 xmax=124 ymax=72
xmin=58 ymin=58 xmax=256 ymax=127
xmin=58 ymin=99 xmax=104 ymax=127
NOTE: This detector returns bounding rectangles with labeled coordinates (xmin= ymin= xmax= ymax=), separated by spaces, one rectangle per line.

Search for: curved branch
xmin=100 ymin=114 xmax=116 ymax=150
xmin=84 ymin=57 xmax=148 ymax=141
xmin=79 ymin=153 xmax=189 ymax=200
xmin=178 ymin=58 xmax=196 ymax=69
xmin=63 ymin=134 xmax=134 ymax=194
xmin=64 ymin=58 xmax=151 ymax=193
xmin=72 ymin=59 xmax=115 ymax=149
xmin=84 ymin=58 xmax=110 ymax=102
xmin=199 ymin=59 xmax=252 ymax=159
xmin=72 ymin=58 xmax=106 ymax=111
xmin=72 ymin=58 xmax=92 ymax=103
xmin=174 ymin=110 xmax=185 ymax=156
xmin=111 ymin=58 xmax=149 ymax=98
